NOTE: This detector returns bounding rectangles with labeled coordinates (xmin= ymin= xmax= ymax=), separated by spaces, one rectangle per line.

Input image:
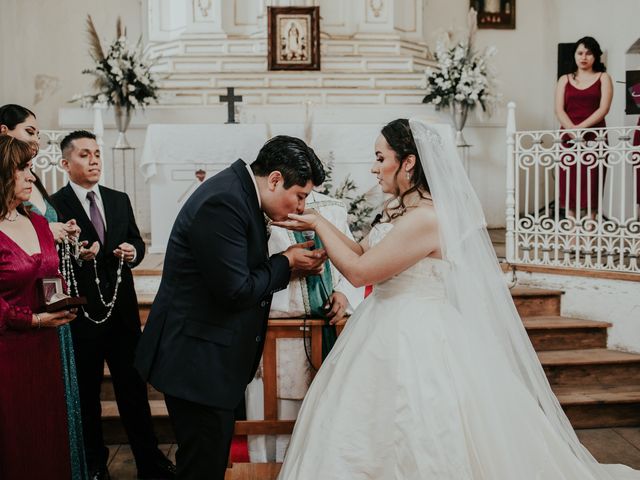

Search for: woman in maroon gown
xmin=635 ymin=119 xmax=640 ymax=208
xmin=555 ymin=36 xmax=613 ymax=219
xmin=0 ymin=136 xmax=80 ymax=479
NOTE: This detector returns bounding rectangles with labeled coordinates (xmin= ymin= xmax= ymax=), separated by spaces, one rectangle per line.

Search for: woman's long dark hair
xmin=0 ymin=104 xmax=52 ymax=207
xmin=379 ymin=118 xmax=431 ymax=221
xmin=572 ymin=36 xmax=606 ymax=74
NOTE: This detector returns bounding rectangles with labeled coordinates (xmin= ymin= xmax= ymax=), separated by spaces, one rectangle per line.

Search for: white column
xmin=184 ymin=0 xmax=227 ymax=37
xmin=505 ymin=101 xmax=517 ymax=264
xmin=147 ymin=0 xmax=188 ymax=42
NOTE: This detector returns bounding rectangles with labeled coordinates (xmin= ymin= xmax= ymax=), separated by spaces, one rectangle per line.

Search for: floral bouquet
xmin=75 ymin=16 xmax=158 ymax=110
xmin=423 ymin=9 xmax=498 ymax=120
xmin=73 ymin=16 xmax=158 ymax=148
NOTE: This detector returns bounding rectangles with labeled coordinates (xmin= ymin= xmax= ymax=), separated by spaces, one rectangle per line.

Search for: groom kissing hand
xmin=135 ymin=135 xmax=326 ymax=480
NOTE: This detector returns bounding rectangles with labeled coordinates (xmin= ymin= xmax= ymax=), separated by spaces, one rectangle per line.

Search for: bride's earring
xmin=406 ymin=170 xmax=411 ymax=181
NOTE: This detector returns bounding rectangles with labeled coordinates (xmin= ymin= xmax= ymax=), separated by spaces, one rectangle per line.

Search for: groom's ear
xmin=267 ymin=171 xmax=283 ymax=191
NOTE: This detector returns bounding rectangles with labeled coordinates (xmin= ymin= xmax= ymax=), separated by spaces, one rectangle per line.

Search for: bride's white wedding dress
xmin=278 ymin=222 xmax=638 ymax=480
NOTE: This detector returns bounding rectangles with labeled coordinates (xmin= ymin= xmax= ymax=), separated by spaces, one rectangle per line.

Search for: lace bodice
xmin=368 ymin=222 xmax=449 ymax=299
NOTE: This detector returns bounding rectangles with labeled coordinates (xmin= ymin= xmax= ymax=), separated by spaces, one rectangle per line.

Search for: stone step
xmin=152 ymin=56 xmax=433 ymax=75
xmin=113 ymin=287 xmax=640 ymax=439
xmin=554 ymin=385 xmax=640 ymax=429
xmin=157 ymin=71 xmax=427 ymax=88
xmin=100 ymin=364 xmax=163 ymax=402
xmin=511 ymin=287 xmax=563 ymax=317
xmin=102 ymin=381 xmax=640 ymax=443
xmin=138 ymin=294 xmax=154 ymax=327
xmin=523 ymin=316 xmax=610 ymax=351
xmin=146 ymin=37 xmax=431 ymax=65
xmin=136 ymin=287 xmax=565 ymax=325
xmin=540 ymin=348 xmax=640 ymax=387
xmin=157 ymin=86 xmax=426 ymax=107
xmin=225 ymin=463 xmax=282 ymax=480
xmin=102 ymin=400 xmax=174 ymax=444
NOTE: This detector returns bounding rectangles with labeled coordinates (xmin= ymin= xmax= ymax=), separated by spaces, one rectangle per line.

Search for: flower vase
xmin=113 ymin=104 xmax=132 ymax=149
xmin=450 ymin=102 xmax=469 ymax=147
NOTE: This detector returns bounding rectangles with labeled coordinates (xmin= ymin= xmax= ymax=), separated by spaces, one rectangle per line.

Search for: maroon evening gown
xmin=559 ymin=75 xmax=607 ymax=211
xmin=0 ymin=213 xmax=71 ymax=479
xmin=634 ymin=118 xmax=640 ymax=205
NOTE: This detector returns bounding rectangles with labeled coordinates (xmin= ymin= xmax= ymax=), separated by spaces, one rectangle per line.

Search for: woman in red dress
xmin=555 ymin=36 xmax=613 ymax=220
xmin=634 ymin=119 xmax=640 ymax=208
xmin=0 ymin=136 xmax=82 ymax=479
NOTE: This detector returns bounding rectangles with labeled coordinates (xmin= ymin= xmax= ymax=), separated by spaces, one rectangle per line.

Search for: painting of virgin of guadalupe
xmin=268 ymin=6 xmax=320 ymax=71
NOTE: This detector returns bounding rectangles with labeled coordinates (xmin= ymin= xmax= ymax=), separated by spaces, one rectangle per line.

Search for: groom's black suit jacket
xmin=135 ymin=159 xmax=291 ymax=410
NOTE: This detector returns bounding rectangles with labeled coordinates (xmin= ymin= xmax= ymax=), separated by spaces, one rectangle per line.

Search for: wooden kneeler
xmin=226 ymin=318 xmax=347 ymax=479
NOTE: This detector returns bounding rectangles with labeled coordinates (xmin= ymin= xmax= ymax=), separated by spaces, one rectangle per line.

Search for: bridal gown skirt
xmin=278 ymin=259 xmax=639 ymax=479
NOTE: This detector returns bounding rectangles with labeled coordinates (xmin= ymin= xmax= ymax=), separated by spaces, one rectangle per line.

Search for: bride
xmin=273 ymin=118 xmax=640 ymax=479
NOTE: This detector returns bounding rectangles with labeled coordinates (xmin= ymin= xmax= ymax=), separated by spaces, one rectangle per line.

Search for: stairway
xmin=101 ymin=286 xmax=640 ymax=443
xmin=516 ymin=288 xmax=640 ymax=429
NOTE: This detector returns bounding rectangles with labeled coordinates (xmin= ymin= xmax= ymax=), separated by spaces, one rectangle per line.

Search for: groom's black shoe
xmin=137 ymin=456 xmax=176 ymax=479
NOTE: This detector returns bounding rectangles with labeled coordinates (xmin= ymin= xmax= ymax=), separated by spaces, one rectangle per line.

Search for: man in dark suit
xmin=135 ymin=136 xmax=327 ymax=479
xmin=51 ymin=131 xmax=175 ymax=480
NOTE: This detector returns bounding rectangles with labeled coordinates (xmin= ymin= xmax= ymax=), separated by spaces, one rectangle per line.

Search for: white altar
xmin=141 ymin=122 xmax=383 ymax=253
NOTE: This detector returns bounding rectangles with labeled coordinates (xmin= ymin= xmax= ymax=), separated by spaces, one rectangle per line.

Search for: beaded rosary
xmin=60 ymin=236 xmax=124 ymax=324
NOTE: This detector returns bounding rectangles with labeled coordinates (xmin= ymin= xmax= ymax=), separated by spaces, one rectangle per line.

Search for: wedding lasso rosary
xmin=60 ymin=236 xmax=124 ymax=324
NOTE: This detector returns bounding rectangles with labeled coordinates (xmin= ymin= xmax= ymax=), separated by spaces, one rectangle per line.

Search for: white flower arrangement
xmin=73 ymin=16 xmax=158 ymax=111
xmin=423 ymin=10 xmax=498 ymax=117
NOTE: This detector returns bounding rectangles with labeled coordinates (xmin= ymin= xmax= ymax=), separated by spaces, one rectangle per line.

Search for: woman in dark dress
xmin=0 ymin=135 xmax=85 ymax=479
xmin=555 ymin=36 xmax=613 ymax=220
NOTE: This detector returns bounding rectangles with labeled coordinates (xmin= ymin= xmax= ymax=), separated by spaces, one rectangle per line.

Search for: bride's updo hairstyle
xmin=380 ymin=118 xmax=430 ymax=221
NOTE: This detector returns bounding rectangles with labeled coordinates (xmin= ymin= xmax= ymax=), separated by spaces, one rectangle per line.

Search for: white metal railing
xmin=505 ymin=102 xmax=640 ymax=274
xmin=32 ymin=105 xmax=105 ymax=194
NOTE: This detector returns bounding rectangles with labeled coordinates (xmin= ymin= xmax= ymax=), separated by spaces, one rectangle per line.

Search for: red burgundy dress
xmin=559 ymin=75 xmax=607 ymax=210
xmin=0 ymin=213 xmax=71 ymax=479
xmin=634 ymin=118 xmax=640 ymax=205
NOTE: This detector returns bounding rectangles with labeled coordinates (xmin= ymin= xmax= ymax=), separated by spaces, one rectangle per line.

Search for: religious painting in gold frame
xmin=268 ymin=6 xmax=320 ymax=71
xmin=471 ymin=0 xmax=516 ymax=29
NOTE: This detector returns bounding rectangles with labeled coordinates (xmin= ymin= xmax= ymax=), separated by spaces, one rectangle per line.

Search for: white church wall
xmin=4 ymin=1 xmax=637 ymax=142
xmin=0 ymin=0 xmax=143 ymax=129
xmin=424 ymin=0 xmax=639 ymax=130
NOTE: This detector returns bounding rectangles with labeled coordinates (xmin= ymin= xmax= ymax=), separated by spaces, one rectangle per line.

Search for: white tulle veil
xmin=409 ymin=118 xmax=636 ymax=479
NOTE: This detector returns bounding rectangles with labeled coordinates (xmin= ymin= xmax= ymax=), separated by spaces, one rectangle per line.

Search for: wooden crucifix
xmin=219 ymin=87 xmax=243 ymax=124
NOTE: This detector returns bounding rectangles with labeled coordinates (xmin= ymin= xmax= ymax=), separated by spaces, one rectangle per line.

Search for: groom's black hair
xmin=251 ymin=135 xmax=325 ymax=188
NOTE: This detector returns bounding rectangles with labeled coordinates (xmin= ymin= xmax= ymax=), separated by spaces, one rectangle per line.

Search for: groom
xmin=135 ymin=135 xmax=327 ymax=479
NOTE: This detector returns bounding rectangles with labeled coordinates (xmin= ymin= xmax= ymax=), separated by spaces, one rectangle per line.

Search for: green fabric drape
xmin=292 ymin=232 xmax=337 ymax=359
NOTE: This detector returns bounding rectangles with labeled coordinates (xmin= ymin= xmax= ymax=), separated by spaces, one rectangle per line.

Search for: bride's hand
xmin=272 ymin=211 xmax=320 ymax=232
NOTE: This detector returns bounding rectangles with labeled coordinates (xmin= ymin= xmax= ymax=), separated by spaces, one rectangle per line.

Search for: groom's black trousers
xmin=165 ymin=394 xmax=235 ymax=480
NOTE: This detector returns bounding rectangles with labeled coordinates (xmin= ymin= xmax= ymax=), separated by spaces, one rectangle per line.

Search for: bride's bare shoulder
xmin=397 ymin=203 xmax=438 ymax=230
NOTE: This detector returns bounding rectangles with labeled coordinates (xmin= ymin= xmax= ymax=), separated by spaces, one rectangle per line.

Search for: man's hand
xmin=282 ymin=241 xmax=327 ymax=275
xmin=114 ymin=242 xmax=136 ymax=263
xmin=79 ymin=240 xmax=100 ymax=261
xmin=63 ymin=219 xmax=81 ymax=240
xmin=325 ymin=291 xmax=349 ymax=325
